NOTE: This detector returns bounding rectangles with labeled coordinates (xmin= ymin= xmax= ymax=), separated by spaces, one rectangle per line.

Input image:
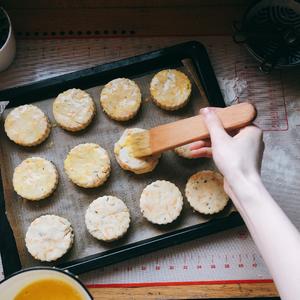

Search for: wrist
xmin=226 ymin=171 xmax=263 ymax=201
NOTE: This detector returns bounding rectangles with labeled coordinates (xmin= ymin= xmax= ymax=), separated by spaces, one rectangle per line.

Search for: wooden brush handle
xmin=150 ymin=103 xmax=256 ymax=154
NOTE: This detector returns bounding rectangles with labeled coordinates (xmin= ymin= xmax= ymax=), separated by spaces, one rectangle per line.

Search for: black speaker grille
xmin=241 ymin=0 xmax=300 ymax=68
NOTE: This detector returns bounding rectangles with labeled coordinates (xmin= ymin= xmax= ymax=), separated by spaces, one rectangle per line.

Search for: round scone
xmin=25 ymin=215 xmax=74 ymax=262
xmin=100 ymin=78 xmax=141 ymax=121
xmin=85 ymin=196 xmax=130 ymax=241
xmin=64 ymin=143 xmax=110 ymax=188
xmin=53 ymin=88 xmax=96 ymax=132
xmin=150 ymin=69 xmax=192 ymax=111
xmin=140 ymin=180 xmax=183 ymax=225
xmin=185 ymin=170 xmax=229 ymax=215
xmin=4 ymin=104 xmax=51 ymax=146
xmin=13 ymin=157 xmax=58 ymax=201
xmin=114 ymin=128 xmax=160 ymax=174
xmin=174 ymin=144 xmax=195 ymax=159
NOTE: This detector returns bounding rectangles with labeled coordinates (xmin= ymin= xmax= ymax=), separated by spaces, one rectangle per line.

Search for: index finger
xmin=200 ymin=107 xmax=230 ymax=145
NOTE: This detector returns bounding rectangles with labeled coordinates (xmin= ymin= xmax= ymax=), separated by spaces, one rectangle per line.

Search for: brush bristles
xmin=127 ymin=131 xmax=152 ymax=158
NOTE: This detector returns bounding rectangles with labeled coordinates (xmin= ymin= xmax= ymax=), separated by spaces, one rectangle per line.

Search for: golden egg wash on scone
xmin=13 ymin=157 xmax=58 ymax=201
xmin=100 ymin=78 xmax=141 ymax=121
xmin=150 ymin=69 xmax=192 ymax=111
xmin=4 ymin=104 xmax=51 ymax=146
xmin=114 ymin=128 xmax=161 ymax=174
xmin=64 ymin=143 xmax=111 ymax=188
xmin=53 ymin=88 xmax=96 ymax=132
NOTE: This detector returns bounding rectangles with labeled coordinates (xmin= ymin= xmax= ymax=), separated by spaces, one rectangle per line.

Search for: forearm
xmin=228 ymin=174 xmax=300 ymax=300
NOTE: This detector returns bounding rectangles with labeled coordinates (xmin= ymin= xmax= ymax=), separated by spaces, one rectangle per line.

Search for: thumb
xmin=200 ymin=107 xmax=229 ymax=144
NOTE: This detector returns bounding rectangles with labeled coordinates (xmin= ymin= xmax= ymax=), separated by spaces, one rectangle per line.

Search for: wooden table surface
xmin=1 ymin=1 xmax=280 ymax=298
xmin=88 ymin=283 xmax=278 ymax=299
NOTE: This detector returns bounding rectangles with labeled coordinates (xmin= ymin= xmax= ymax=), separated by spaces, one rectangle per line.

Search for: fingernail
xmin=200 ymin=107 xmax=211 ymax=115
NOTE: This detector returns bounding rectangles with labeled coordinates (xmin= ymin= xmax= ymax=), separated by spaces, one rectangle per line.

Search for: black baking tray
xmin=0 ymin=41 xmax=244 ymax=277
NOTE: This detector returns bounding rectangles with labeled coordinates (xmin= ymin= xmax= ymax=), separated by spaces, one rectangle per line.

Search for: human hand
xmin=189 ymin=107 xmax=264 ymax=195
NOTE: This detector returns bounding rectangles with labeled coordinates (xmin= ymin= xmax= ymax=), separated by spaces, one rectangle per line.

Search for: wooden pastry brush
xmin=128 ymin=103 xmax=256 ymax=158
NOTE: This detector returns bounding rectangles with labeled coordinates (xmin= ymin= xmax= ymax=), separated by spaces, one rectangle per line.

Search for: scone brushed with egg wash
xmin=150 ymin=69 xmax=192 ymax=111
xmin=13 ymin=157 xmax=58 ymax=201
xmin=64 ymin=143 xmax=111 ymax=188
xmin=4 ymin=104 xmax=51 ymax=146
xmin=100 ymin=78 xmax=141 ymax=121
xmin=53 ymin=88 xmax=96 ymax=132
xmin=114 ymin=128 xmax=161 ymax=174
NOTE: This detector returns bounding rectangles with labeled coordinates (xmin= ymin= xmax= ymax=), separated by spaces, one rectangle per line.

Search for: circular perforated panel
xmin=236 ymin=0 xmax=300 ymax=70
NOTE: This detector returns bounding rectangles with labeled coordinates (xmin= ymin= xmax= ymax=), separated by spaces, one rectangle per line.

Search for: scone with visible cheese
xmin=4 ymin=104 xmax=51 ymax=146
xmin=140 ymin=180 xmax=183 ymax=225
xmin=174 ymin=144 xmax=195 ymax=159
xmin=53 ymin=88 xmax=96 ymax=132
xmin=25 ymin=215 xmax=74 ymax=262
xmin=114 ymin=128 xmax=160 ymax=174
xmin=185 ymin=170 xmax=229 ymax=215
xmin=85 ymin=196 xmax=130 ymax=241
xmin=150 ymin=69 xmax=192 ymax=111
xmin=100 ymin=78 xmax=141 ymax=121
xmin=13 ymin=157 xmax=58 ymax=201
xmin=64 ymin=143 xmax=110 ymax=188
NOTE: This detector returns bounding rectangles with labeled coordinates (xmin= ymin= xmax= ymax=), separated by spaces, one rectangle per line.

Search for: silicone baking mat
xmin=1 ymin=36 xmax=299 ymax=285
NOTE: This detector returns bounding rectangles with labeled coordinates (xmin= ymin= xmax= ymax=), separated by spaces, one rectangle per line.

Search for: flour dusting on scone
xmin=140 ymin=180 xmax=183 ymax=225
xmin=4 ymin=104 xmax=51 ymax=146
xmin=85 ymin=196 xmax=130 ymax=241
xmin=25 ymin=215 xmax=74 ymax=262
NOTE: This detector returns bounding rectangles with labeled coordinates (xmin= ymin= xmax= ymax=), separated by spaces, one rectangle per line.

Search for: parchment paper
xmin=0 ymin=66 xmax=233 ymax=269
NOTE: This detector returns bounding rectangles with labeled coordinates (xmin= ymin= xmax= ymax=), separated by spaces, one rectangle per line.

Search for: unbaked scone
xmin=25 ymin=215 xmax=74 ymax=262
xmin=114 ymin=128 xmax=160 ymax=174
xmin=100 ymin=78 xmax=141 ymax=121
xmin=4 ymin=104 xmax=51 ymax=146
xmin=150 ymin=69 xmax=192 ymax=111
xmin=140 ymin=180 xmax=183 ymax=225
xmin=185 ymin=170 xmax=229 ymax=215
xmin=53 ymin=88 xmax=96 ymax=132
xmin=13 ymin=157 xmax=58 ymax=201
xmin=174 ymin=144 xmax=195 ymax=159
xmin=64 ymin=143 xmax=110 ymax=188
xmin=85 ymin=196 xmax=130 ymax=241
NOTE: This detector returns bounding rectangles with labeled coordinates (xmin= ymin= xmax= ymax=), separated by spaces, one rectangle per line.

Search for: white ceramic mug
xmin=0 ymin=7 xmax=16 ymax=72
xmin=0 ymin=267 xmax=93 ymax=299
